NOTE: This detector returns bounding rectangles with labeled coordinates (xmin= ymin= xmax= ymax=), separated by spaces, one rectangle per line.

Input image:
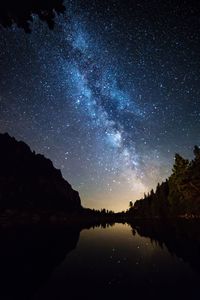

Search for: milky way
xmin=0 ymin=1 xmax=200 ymax=211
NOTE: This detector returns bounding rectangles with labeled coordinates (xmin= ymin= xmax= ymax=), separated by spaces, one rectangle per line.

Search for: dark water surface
xmin=34 ymin=222 xmax=200 ymax=300
xmin=1 ymin=222 xmax=200 ymax=300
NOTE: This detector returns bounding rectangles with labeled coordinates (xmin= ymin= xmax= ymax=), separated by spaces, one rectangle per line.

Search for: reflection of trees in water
xmin=2 ymin=220 xmax=200 ymax=299
xmin=0 ymin=226 xmax=80 ymax=300
xmin=129 ymin=220 xmax=200 ymax=275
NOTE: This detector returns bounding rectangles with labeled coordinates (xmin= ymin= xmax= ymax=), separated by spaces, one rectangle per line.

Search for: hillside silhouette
xmin=0 ymin=133 xmax=82 ymax=212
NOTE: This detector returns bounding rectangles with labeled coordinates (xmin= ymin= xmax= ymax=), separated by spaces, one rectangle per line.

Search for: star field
xmin=0 ymin=0 xmax=199 ymax=211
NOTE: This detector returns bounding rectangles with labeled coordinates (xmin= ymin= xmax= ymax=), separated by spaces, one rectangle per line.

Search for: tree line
xmin=128 ymin=146 xmax=200 ymax=218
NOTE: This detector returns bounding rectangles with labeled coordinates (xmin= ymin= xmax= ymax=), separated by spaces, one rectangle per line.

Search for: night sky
xmin=0 ymin=0 xmax=199 ymax=211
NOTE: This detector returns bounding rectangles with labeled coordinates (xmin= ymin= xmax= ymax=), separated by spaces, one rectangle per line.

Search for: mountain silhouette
xmin=0 ymin=133 xmax=82 ymax=212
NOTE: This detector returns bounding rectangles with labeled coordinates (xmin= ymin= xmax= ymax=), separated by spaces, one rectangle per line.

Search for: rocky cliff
xmin=0 ymin=133 xmax=82 ymax=212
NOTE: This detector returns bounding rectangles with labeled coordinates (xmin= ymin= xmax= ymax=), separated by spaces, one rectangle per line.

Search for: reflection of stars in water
xmin=0 ymin=0 xmax=199 ymax=211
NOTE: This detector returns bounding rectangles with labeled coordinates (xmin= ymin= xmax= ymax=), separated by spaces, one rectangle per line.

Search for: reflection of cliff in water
xmin=130 ymin=220 xmax=200 ymax=275
xmin=0 ymin=225 xmax=80 ymax=300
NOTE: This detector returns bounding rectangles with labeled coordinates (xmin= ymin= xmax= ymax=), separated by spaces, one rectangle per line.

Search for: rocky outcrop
xmin=0 ymin=133 xmax=82 ymax=212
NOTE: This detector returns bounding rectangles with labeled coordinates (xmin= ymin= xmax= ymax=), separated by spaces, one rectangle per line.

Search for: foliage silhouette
xmin=128 ymin=146 xmax=200 ymax=218
xmin=0 ymin=0 xmax=65 ymax=33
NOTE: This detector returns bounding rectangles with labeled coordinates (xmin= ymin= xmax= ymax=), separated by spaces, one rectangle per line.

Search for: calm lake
xmin=0 ymin=221 xmax=200 ymax=299
xmin=31 ymin=222 xmax=200 ymax=300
